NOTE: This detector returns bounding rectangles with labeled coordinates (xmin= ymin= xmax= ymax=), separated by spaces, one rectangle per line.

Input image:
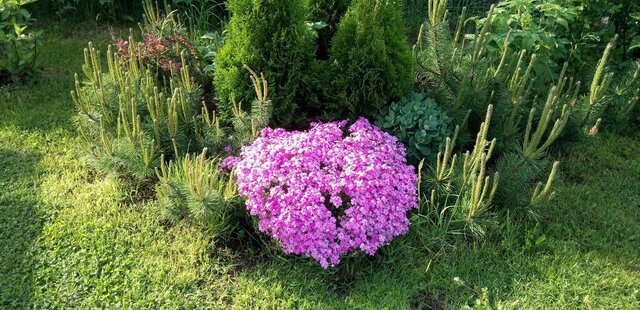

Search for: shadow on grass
xmin=0 ymin=148 xmax=42 ymax=308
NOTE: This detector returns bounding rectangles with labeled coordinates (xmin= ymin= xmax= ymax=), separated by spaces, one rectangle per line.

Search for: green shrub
xmin=471 ymin=0 xmax=583 ymax=87
xmin=376 ymin=92 xmax=453 ymax=163
xmin=411 ymin=0 xmax=585 ymax=224
xmin=73 ymin=43 xmax=204 ymax=180
xmin=214 ymin=0 xmax=314 ymax=126
xmin=74 ymin=34 xmax=272 ymax=181
xmin=156 ymin=150 xmax=241 ymax=236
xmin=0 ymin=0 xmax=42 ymax=82
xmin=329 ymin=0 xmax=414 ymax=118
xmin=413 ymin=106 xmax=561 ymax=240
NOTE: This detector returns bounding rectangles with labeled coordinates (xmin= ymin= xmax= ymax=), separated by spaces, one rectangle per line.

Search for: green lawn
xmin=1 ymin=22 xmax=639 ymax=309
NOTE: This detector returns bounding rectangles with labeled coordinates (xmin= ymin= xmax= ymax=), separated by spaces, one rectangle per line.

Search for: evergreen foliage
xmin=412 ymin=0 xmax=573 ymax=219
xmin=214 ymin=0 xmax=314 ymax=127
xmin=73 ymin=39 xmax=272 ymax=181
xmin=330 ymin=0 xmax=414 ymax=118
xmin=155 ymin=149 xmax=241 ymax=236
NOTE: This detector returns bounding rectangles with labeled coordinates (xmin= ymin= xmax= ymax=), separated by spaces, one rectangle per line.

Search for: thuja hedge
xmin=329 ymin=0 xmax=414 ymax=117
xmin=214 ymin=0 xmax=414 ymax=125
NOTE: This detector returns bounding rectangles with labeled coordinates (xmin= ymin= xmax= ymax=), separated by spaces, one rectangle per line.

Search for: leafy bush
xmin=376 ymin=92 xmax=453 ymax=163
xmin=112 ymin=3 xmax=204 ymax=79
xmin=214 ymin=0 xmax=314 ymax=126
xmin=0 ymin=0 xmax=42 ymax=82
xmin=229 ymin=118 xmax=418 ymax=268
xmin=113 ymin=31 xmax=197 ymax=77
xmin=156 ymin=149 xmax=241 ymax=236
xmin=574 ymin=0 xmax=640 ymax=64
xmin=472 ymin=0 xmax=583 ymax=85
xmin=329 ymin=0 xmax=414 ymax=118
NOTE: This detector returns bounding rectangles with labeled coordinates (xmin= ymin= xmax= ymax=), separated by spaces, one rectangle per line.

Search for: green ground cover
xmin=1 ymin=22 xmax=639 ymax=309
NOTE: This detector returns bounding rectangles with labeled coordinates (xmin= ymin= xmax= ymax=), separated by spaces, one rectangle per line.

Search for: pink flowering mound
xmin=232 ymin=118 xmax=418 ymax=268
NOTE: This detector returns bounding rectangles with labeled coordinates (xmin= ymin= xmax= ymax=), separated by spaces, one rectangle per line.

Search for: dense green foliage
xmin=214 ymin=0 xmax=313 ymax=126
xmin=409 ymin=0 xmax=637 ymax=235
xmin=156 ymin=150 xmax=241 ymax=236
xmin=0 ymin=0 xmax=41 ymax=82
xmin=376 ymin=92 xmax=452 ymax=163
xmin=576 ymin=0 xmax=640 ymax=63
xmin=329 ymin=0 xmax=414 ymax=118
xmin=473 ymin=0 xmax=583 ymax=85
xmin=73 ymin=43 xmax=205 ymax=180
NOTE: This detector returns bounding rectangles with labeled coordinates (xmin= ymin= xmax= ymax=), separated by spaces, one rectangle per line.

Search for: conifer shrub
xmin=413 ymin=106 xmax=561 ymax=240
xmin=73 ymin=38 xmax=272 ymax=182
xmin=73 ymin=41 xmax=206 ymax=181
xmin=329 ymin=0 xmax=414 ymax=118
xmin=596 ymin=58 xmax=640 ymax=134
xmin=375 ymin=92 xmax=453 ymax=164
xmin=214 ymin=0 xmax=314 ymax=126
xmin=409 ymin=1 xmax=578 ymax=224
xmin=155 ymin=149 xmax=241 ymax=236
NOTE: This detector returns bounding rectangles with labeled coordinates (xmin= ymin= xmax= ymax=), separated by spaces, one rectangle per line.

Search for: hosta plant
xmin=228 ymin=118 xmax=418 ymax=268
xmin=376 ymin=92 xmax=453 ymax=163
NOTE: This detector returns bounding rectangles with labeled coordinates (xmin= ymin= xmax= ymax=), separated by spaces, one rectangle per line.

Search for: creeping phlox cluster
xmin=229 ymin=118 xmax=417 ymax=268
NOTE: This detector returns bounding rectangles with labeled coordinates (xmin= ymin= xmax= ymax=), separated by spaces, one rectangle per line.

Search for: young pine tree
xmin=330 ymin=0 xmax=414 ymax=118
xmin=214 ymin=0 xmax=314 ymax=127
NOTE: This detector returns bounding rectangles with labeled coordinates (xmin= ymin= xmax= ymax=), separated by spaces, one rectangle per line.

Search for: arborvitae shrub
xmin=214 ymin=0 xmax=314 ymax=127
xmin=329 ymin=0 xmax=414 ymax=118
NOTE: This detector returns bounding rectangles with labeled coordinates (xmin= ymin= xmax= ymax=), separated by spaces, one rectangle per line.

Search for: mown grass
xmin=1 ymin=22 xmax=639 ymax=309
